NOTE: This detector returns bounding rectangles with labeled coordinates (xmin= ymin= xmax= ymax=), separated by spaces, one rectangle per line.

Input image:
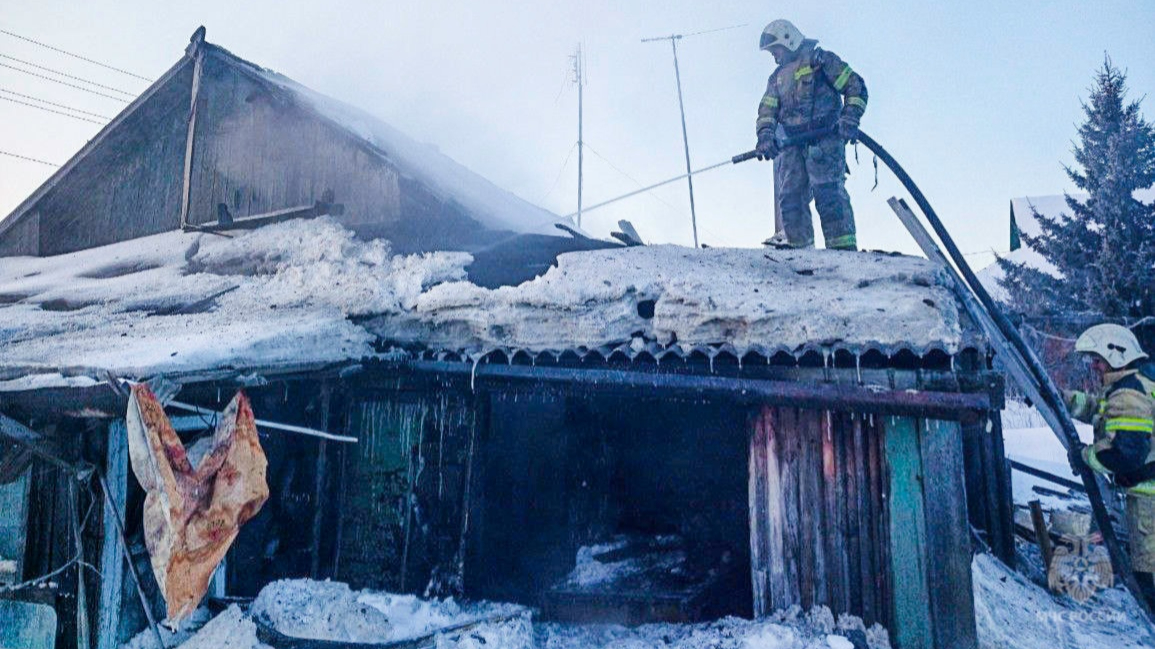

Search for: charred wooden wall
xmin=748 ymin=407 xmax=978 ymax=649
xmin=335 ymin=391 xmax=479 ymax=594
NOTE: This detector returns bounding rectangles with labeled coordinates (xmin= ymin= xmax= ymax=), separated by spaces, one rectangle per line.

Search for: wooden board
xmin=0 ymin=599 xmax=57 ymax=649
xmin=884 ymin=416 xmax=933 ymax=649
xmin=920 ymin=420 xmax=978 ymax=649
xmin=97 ymin=420 xmax=129 ymax=649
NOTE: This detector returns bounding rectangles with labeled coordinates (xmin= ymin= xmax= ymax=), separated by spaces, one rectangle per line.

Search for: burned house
xmin=0 ymin=31 xmax=1011 ymax=649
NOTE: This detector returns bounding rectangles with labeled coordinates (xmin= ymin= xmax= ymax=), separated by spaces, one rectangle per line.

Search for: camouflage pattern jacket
xmin=1068 ymin=368 xmax=1155 ymax=492
xmin=756 ymin=39 xmax=867 ymax=140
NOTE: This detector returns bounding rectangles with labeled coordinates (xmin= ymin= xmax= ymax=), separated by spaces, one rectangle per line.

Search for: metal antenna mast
xmin=571 ymin=44 xmax=585 ymax=227
xmin=642 ymin=24 xmax=744 ymax=248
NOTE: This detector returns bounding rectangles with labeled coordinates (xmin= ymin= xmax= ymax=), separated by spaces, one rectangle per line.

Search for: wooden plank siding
xmin=749 ymin=408 xmax=977 ymax=649
xmin=34 ymin=62 xmax=194 ymax=256
xmin=748 ymin=407 xmax=889 ymax=626
xmin=188 ymin=53 xmax=404 ymax=233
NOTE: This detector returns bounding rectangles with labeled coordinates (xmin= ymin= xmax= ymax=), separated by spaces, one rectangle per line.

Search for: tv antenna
xmin=641 ymin=23 xmax=746 ymax=248
xmin=571 ymin=43 xmax=585 ymax=228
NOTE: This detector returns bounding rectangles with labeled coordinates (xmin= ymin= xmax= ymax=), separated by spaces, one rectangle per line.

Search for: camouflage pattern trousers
xmin=773 ymin=135 xmax=857 ymax=250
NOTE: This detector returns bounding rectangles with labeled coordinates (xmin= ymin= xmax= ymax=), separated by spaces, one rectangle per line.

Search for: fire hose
xmin=566 ymin=127 xmax=1154 ymax=621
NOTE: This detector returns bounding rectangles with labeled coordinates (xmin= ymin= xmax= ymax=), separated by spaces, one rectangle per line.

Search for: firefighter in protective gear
xmin=1067 ymin=323 xmax=1155 ymax=605
xmin=755 ymin=20 xmax=867 ymax=251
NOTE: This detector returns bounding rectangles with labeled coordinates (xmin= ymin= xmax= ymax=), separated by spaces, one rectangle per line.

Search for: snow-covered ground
xmin=120 ymin=580 xmax=885 ymax=649
xmin=988 ymin=400 xmax=1154 ymax=648
xmin=1002 ymin=400 xmax=1094 ymax=511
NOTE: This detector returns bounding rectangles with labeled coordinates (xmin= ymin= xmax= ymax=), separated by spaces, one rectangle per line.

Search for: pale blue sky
xmin=1 ymin=1 xmax=1152 ymax=267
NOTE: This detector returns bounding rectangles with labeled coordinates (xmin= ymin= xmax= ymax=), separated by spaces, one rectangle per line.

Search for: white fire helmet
xmin=760 ymin=20 xmax=805 ymax=52
xmin=1075 ymin=323 xmax=1148 ymax=370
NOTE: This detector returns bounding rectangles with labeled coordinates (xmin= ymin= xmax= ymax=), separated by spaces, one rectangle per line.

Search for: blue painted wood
xmin=96 ymin=420 xmax=128 ymax=649
xmin=0 ymin=599 xmax=57 ymax=649
xmin=885 ymin=416 xmax=933 ymax=649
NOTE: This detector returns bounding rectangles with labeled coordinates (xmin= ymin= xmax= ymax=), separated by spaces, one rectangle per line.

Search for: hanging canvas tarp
xmin=126 ymin=384 xmax=268 ymax=625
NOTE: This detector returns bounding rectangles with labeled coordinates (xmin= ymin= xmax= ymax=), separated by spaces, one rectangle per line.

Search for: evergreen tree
xmin=998 ymin=58 xmax=1155 ymax=318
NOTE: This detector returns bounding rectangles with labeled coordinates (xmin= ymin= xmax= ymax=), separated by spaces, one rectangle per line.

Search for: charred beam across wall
xmin=390 ymin=361 xmax=994 ymax=418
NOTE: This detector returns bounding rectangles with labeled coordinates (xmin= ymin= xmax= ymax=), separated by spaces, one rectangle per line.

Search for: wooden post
xmin=310 ymin=384 xmax=332 ymax=578
xmin=1029 ymin=500 xmax=1054 ymax=569
xmin=179 ymin=32 xmax=205 ymax=230
xmin=96 ymin=421 xmax=127 ymax=649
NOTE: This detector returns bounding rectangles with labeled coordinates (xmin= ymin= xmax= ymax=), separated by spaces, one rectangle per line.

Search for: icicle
xmin=470 ymin=354 xmax=483 ymax=393
xmin=709 ymin=354 xmax=715 ymax=374
xmin=855 ymin=353 xmax=862 ymax=384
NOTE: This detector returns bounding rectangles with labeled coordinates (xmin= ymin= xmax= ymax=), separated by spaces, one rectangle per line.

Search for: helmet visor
xmin=760 ymin=32 xmax=778 ymax=50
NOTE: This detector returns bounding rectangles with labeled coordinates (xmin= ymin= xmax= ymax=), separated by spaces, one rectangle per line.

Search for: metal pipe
xmin=165 ymin=399 xmax=357 ymax=443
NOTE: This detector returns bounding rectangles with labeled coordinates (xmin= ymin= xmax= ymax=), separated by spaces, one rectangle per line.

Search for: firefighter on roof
xmin=1067 ymin=323 xmax=1155 ymax=606
xmin=755 ymin=20 xmax=867 ymax=251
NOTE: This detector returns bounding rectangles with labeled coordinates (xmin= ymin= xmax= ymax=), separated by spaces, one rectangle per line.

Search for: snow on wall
xmin=0 ymin=217 xmax=963 ymax=390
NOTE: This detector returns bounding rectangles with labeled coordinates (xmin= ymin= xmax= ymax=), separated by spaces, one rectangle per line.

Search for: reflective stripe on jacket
xmin=756 ymin=40 xmax=868 ymax=138
xmin=1069 ymin=369 xmax=1155 ymax=492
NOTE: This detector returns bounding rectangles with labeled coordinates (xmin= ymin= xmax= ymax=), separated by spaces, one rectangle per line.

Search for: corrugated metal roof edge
xmin=371 ymin=338 xmax=989 ymax=371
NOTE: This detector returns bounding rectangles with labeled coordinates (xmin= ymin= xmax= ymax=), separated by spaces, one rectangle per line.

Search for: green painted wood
xmin=0 ymin=599 xmax=57 ymax=649
xmin=920 ymin=419 xmax=978 ymax=649
xmin=884 ymin=416 xmax=933 ymax=649
xmin=0 ymin=467 xmax=29 ymax=583
xmin=96 ymin=420 xmax=129 ymax=649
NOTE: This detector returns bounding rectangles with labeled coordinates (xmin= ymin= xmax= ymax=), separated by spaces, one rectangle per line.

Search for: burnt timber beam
xmin=190 ymin=199 xmax=345 ymax=233
xmin=400 ymin=361 xmax=991 ymax=418
xmin=1009 ymin=459 xmax=1086 ymax=493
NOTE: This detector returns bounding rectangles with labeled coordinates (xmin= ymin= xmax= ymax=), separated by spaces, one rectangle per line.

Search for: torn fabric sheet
xmin=126 ymin=384 xmax=269 ymax=625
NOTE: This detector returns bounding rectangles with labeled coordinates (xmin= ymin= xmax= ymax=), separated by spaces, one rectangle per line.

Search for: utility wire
xmin=0 ymin=62 xmax=129 ymax=102
xmin=539 ymin=143 xmax=578 ymax=203
xmin=0 ymin=149 xmax=58 ymax=166
xmin=0 ymin=86 xmax=111 ymax=119
xmin=0 ymin=94 xmax=105 ymax=124
xmin=679 ymin=23 xmax=748 ymax=39
xmin=583 ymin=141 xmax=727 ymax=244
xmin=0 ymin=28 xmax=153 ymax=82
xmin=0 ymin=53 xmax=136 ymax=96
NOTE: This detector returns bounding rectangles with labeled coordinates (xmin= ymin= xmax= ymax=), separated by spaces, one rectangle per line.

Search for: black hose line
xmin=856 ymin=129 xmax=1154 ymax=624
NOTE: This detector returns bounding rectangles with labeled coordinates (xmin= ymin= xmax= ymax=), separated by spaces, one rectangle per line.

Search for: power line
xmin=0 ymin=94 xmax=105 ymax=124
xmin=0 ymin=62 xmax=129 ymax=102
xmin=0 ymin=149 xmax=58 ymax=166
xmin=0 ymin=28 xmax=152 ymax=82
xmin=0 ymin=87 xmax=111 ymax=119
xmin=0 ymin=53 xmax=136 ymax=96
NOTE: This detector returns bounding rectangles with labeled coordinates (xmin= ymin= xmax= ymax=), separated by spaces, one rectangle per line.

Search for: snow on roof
xmin=0 ymin=218 xmax=964 ymax=391
xmin=212 ymin=43 xmax=564 ymax=238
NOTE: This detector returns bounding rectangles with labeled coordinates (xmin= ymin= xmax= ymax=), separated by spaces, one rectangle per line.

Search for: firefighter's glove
xmin=838 ymin=113 xmax=860 ymax=143
xmin=755 ymin=131 xmax=779 ymax=161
